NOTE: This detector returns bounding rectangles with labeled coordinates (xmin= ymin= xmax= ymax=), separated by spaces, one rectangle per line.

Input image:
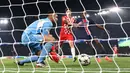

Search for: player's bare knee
xmin=69 ymin=41 xmax=74 ymax=47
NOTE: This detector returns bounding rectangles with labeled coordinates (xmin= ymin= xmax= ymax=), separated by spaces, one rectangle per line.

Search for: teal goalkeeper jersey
xmin=24 ymin=18 xmax=53 ymax=35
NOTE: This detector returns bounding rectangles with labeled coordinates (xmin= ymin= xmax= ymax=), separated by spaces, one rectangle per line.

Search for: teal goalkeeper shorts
xmin=21 ymin=32 xmax=43 ymax=55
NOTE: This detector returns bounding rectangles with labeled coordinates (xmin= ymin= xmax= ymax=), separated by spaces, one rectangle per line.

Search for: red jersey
xmin=82 ymin=19 xmax=91 ymax=35
xmin=60 ymin=16 xmax=75 ymax=34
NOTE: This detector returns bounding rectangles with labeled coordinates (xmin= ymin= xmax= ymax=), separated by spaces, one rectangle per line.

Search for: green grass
xmin=0 ymin=57 xmax=130 ymax=73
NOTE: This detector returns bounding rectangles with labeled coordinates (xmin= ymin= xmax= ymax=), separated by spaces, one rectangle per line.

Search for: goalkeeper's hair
xmin=47 ymin=10 xmax=54 ymax=16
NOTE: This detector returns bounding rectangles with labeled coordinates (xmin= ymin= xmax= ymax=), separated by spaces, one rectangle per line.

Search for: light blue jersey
xmin=24 ymin=18 xmax=53 ymax=36
xmin=21 ymin=18 xmax=53 ymax=55
xmin=22 ymin=18 xmax=53 ymax=42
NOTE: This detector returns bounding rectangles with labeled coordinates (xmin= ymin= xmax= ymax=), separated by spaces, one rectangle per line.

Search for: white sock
xmin=71 ymin=48 xmax=75 ymax=58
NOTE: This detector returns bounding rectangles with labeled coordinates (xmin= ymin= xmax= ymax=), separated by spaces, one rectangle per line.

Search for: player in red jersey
xmin=59 ymin=8 xmax=78 ymax=62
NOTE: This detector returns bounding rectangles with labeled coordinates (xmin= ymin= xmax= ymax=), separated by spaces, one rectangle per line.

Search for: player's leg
xmin=85 ymin=35 xmax=102 ymax=63
xmin=36 ymin=42 xmax=53 ymax=67
xmin=94 ymin=38 xmax=112 ymax=62
xmin=67 ymin=35 xmax=77 ymax=62
xmin=58 ymin=34 xmax=65 ymax=56
xmin=94 ymin=39 xmax=106 ymax=53
xmin=36 ymin=35 xmax=55 ymax=67
xmin=18 ymin=55 xmax=39 ymax=66
xmin=18 ymin=33 xmax=40 ymax=66
xmin=68 ymin=41 xmax=77 ymax=62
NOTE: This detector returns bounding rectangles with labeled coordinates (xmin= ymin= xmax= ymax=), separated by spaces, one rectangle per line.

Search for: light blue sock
xmin=37 ymin=42 xmax=53 ymax=63
xmin=19 ymin=55 xmax=38 ymax=64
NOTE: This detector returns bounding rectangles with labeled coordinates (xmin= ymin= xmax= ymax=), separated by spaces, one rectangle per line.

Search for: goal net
xmin=0 ymin=0 xmax=130 ymax=73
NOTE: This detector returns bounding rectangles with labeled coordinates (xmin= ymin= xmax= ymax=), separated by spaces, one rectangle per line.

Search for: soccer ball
xmin=78 ymin=54 xmax=91 ymax=66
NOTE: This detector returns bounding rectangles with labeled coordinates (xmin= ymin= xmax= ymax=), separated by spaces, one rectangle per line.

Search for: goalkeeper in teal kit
xmin=19 ymin=12 xmax=60 ymax=67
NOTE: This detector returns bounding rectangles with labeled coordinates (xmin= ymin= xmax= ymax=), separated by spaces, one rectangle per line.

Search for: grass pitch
xmin=0 ymin=57 xmax=130 ymax=73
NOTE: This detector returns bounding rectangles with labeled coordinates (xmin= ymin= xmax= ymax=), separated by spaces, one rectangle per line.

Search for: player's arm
xmin=63 ymin=17 xmax=78 ymax=27
xmin=63 ymin=17 xmax=72 ymax=26
xmin=64 ymin=19 xmax=78 ymax=27
xmin=72 ymin=20 xmax=81 ymax=27
xmin=42 ymin=29 xmax=56 ymax=43
xmin=41 ymin=23 xmax=56 ymax=43
xmin=96 ymin=24 xmax=104 ymax=30
xmin=44 ymin=35 xmax=55 ymax=42
xmin=90 ymin=19 xmax=110 ymax=33
xmin=89 ymin=18 xmax=104 ymax=30
xmin=96 ymin=24 xmax=110 ymax=34
xmin=75 ymin=18 xmax=83 ymax=26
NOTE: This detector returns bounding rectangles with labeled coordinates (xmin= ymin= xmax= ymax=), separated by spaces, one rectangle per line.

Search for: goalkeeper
xmin=18 ymin=11 xmax=59 ymax=67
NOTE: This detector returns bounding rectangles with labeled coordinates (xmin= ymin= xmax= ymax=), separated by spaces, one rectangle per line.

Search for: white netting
xmin=0 ymin=0 xmax=130 ymax=73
